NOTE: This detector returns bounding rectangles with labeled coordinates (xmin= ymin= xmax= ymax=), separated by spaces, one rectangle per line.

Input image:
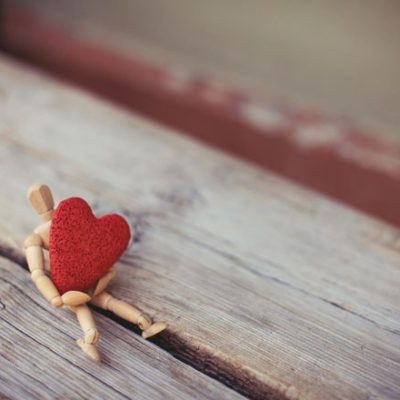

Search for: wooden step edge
xmin=2 ymin=7 xmax=400 ymax=228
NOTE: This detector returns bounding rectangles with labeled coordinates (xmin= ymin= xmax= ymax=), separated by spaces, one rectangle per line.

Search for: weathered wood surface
xmin=0 ymin=257 xmax=245 ymax=400
xmin=0 ymin=56 xmax=399 ymax=399
xmin=6 ymin=8 xmax=400 ymax=229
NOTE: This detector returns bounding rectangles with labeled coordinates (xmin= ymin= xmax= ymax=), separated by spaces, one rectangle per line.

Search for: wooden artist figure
xmin=23 ymin=184 xmax=167 ymax=362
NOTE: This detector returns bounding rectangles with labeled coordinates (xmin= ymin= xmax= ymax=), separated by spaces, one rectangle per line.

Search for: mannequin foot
xmin=76 ymin=338 xmax=101 ymax=362
xmin=142 ymin=322 xmax=168 ymax=339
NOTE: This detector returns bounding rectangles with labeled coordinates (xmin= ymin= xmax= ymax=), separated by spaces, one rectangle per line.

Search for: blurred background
xmin=1 ymin=0 xmax=400 ymax=225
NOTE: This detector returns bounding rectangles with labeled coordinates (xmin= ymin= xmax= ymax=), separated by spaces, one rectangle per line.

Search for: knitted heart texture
xmin=49 ymin=197 xmax=131 ymax=294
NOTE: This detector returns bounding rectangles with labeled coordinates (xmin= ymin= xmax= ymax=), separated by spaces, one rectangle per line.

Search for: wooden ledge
xmin=0 ymin=55 xmax=398 ymax=399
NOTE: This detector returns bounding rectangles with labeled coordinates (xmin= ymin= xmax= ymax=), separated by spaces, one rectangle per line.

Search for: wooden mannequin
xmin=24 ymin=184 xmax=167 ymax=362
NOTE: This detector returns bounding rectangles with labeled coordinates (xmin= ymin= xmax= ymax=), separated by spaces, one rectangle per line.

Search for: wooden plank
xmin=4 ymin=9 xmax=400 ymax=228
xmin=0 ymin=256 xmax=246 ymax=400
xmin=0 ymin=56 xmax=399 ymax=399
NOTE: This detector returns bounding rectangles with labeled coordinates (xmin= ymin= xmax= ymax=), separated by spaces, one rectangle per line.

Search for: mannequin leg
xmin=70 ymin=304 xmax=100 ymax=362
xmin=91 ymin=292 xmax=167 ymax=338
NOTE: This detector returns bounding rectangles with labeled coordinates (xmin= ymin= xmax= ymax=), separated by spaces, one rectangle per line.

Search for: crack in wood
xmin=92 ymin=305 xmax=291 ymax=400
xmin=0 ymin=239 xmax=27 ymax=268
xmin=159 ymin=222 xmax=400 ymax=338
xmin=0 ymin=246 xmax=284 ymax=400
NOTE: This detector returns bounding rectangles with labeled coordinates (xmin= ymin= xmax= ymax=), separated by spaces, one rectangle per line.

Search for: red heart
xmin=49 ymin=197 xmax=131 ymax=294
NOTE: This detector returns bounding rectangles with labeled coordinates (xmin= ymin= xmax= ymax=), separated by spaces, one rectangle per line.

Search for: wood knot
xmin=156 ymin=186 xmax=206 ymax=211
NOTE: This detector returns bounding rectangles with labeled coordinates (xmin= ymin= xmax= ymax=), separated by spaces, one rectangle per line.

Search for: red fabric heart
xmin=49 ymin=197 xmax=131 ymax=294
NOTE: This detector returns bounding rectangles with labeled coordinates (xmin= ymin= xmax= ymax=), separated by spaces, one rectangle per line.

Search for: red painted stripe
xmin=3 ymin=8 xmax=400 ymax=226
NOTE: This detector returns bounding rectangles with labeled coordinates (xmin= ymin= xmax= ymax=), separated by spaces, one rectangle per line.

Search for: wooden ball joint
xmin=24 ymin=184 xmax=167 ymax=362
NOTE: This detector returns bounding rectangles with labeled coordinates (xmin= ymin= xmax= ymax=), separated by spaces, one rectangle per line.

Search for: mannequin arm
xmin=93 ymin=266 xmax=116 ymax=297
xmin=24 ymin=233 xmax=62 ymax=307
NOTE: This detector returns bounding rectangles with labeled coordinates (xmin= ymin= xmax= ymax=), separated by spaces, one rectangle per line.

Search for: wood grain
xmin=0 ymin=256 xmax=245 ymax=400
xmin=5 ymin=8 xmax=400 ymax=229
xmin=0 ymin=56 xmax=399 ymax=399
